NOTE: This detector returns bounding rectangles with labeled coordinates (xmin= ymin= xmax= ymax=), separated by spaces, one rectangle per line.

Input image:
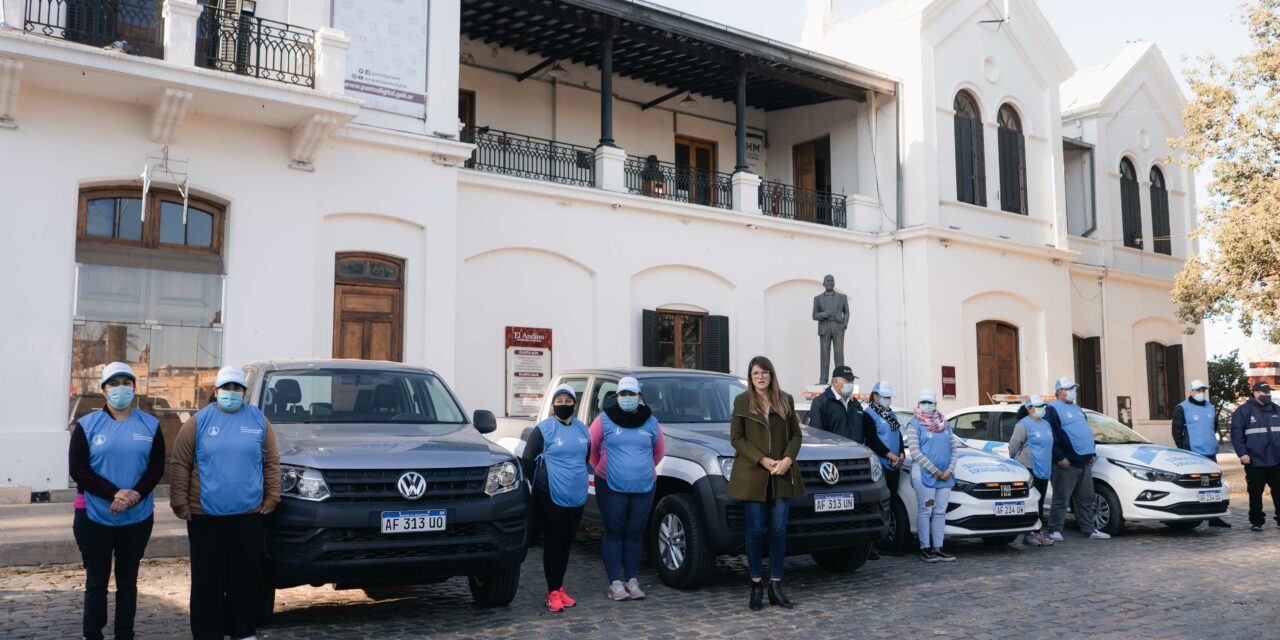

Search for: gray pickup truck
xmin=491 ymin=367 xmax=888 ymax=589
xmin=243 ymin=359 xmax=528 ymax=617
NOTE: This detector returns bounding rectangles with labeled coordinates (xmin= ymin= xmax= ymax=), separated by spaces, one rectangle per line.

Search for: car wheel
xmin=810 ymin=538 xmax=873 ymax=573
xmin=467 ymin=565 xmax=521 ymax=607
xmin=980 ymin=534 xmax=1019 ymax=545
xmin=1163 ymin=519 xmax=1204 ymax=531
xmin=650 ymin=494 xmax=713 ymax=590
xmin=883 ymin=496 xmax=913 ymax=553
xmin=1093 ymin=484 xmax=1125 ymax=535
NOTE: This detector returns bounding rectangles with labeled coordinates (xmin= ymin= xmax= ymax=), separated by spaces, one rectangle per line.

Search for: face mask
xmin=919 ymin=403 xmax=936 ymax=414
xmin=880 ymin=397 xmax=893 ymax=408
xmin=617 ymin=396 xmax=639 ymax=412
xmin=1193 ymin=393 xmax=1206 ymax=403
xmin=1262 ymin=395 xmax=1274 ymax=406
xmin=840 ymin=384 xmax=854 ymax=397
xmin=106 ymin=385 xmax=134 ymax=410
xmin=1033 ymin=407 xmax=1046 ymax=418
xmin=1064 ymin=390 xmax=1077 ymax=403
xmin=553 ymin=404 xmax=575 ymax=420
xmin=217 ymin=389 xmax=244 ymax=412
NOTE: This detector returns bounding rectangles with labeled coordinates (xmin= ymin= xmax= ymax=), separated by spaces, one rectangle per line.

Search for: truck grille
xmin=798 ymin=458 xmax=874 ymax=491
xmin=1173 ymin=473 xmax=1222 ymax=489
xmin=307 ymin=516 xmax=527 ymax=562
xmin=964 ymin=482 xmax=1031 ymax=500
xmin=323 ymin=467 xmax=488 ymax=502
xmin=947 ymin=513 xmax=1040 ymax=531
xmin=726 ymin=503 xmax=881 ymax=534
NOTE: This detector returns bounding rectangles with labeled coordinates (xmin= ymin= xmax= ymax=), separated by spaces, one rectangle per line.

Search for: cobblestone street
xmin=3 ymin=505 xmax=1279 ymax=640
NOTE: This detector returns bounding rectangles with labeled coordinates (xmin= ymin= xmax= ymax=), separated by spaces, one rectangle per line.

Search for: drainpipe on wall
xmin=1100 ymin=266 xmax=1111 ymax=415
xmin=894 ymin=82 xmax=908 ymax=387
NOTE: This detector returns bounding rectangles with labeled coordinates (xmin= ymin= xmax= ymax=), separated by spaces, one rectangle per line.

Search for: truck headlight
xmin=868 ymin=459 xmax=883 ymax=482
xmin=718 ymin=456 xmax=735 ymax=480
xmin=281 ymin=465 xmax=330 ymax=501
xmin=1109 ymin=459 xmax=1178 ymax=483
xmin=485 ymin=461 xmax=521 ymax=496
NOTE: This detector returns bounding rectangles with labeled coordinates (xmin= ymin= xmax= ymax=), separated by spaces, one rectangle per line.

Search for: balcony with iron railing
xmin=23 ymin=0 xmax=166 ymax=59
xmin=195 ymin=5 xmax=315 ymax=88
xmin=462 ymin=126 xmax=596 ymax=188
xmin=759 ymin=180 xmax=848 ymax=228
xmin=624 ymin=154 xmax=733 ymax=210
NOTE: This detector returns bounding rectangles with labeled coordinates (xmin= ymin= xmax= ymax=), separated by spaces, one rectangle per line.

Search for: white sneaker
xmin=1048 ymin=531 xmax=1064 ymax=541
xmin=608 ymin=580 xmax=629 ymax=601
xmin=1089 ymin=531 xmax=1111 ymax=540
xmin=624 ymin=578 xmax=646 ymax=600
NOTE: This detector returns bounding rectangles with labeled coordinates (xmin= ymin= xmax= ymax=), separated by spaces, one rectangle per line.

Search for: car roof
xmin=555 ymin=367 xmax=743 ymax=380
xmin=245 ymin=358 xmax=440 ymax=376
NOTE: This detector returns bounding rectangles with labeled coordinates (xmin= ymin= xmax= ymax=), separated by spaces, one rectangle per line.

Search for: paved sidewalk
xmin=0 ymin=503 xmax=188 ymax=568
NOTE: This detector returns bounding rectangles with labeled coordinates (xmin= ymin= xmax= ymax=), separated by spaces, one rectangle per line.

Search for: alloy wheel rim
xmin=1094 ymin=495 xmax=1110 ymax=529
xmin=658 ymin=513 xmax=686 ymax=570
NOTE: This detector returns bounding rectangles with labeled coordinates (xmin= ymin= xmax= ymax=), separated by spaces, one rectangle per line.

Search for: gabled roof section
xmin=1060 ymin=41 xmax=1187 ymax=119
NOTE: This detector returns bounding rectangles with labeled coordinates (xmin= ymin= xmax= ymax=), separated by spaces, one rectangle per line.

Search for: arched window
xmin=1145 ymin=341 xmax=1184 ymax=420
xmin=1119 ymin=158 xmax=1142 ymax=249
xmin=954 ymin=92 xmax=986 ymax=206
xmin=996 ymin=105 xmax=1027 ymax=215
xmin=1150 ymin=166 xmax=1171 ymax=255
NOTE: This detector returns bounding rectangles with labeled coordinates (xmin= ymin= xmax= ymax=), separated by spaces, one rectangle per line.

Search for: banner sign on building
xmin=941 ymin=366 xmax=957 ymax=399
xmin=505 ymin=326 xmax=552 ymax=417
xmin=746 ymin=131 xmax=765 ymax=174
xmin=332 ymin=0 xmax=429 ymax=117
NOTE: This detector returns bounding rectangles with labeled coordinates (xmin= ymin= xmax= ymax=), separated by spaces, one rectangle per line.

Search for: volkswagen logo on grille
xmin=397 ymin=471 xmax=427 ymax=500
xmin=819 ymin=462 xmax=840 ymax=486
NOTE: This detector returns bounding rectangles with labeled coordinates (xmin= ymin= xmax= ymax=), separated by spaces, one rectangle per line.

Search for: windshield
xmin=259 ymin=369 xmax=467 ymax=425
xmin=1086 ymin=410 xmax=1149 ymax=444
xmin=637 ymin=375 xmax=747 ymax=424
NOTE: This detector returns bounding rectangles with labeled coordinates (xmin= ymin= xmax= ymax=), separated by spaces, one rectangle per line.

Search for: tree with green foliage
xmin=1207 ymin=349 xmax=1251 ymax=411
xmin=1172 ymin=0 xmax=1280 ymax=342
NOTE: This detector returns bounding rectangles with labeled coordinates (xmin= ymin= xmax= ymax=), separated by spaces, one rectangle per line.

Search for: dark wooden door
xmin=675 ymin=136 xmax=717 ymax=206
xmin=793 ymin=141 xmax=817 ymax=222
xmin=333 ymin=253 xmax=404 ymax=362
xmin=976 ymin=321 xmax=1020 ymax=403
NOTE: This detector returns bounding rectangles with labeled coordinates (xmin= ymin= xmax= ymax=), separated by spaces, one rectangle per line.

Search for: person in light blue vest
xmin=68 ymin=361 xmax=165 ymax=640
xmin=1172 ymin=379 xmax=1231 ymax=528
xmin=1009 ymin=395 xmax=1055 ymax=546
xmin=1045 ymin=377 xmax=1109 ymax=541
xmin=589 ymin=376 xmax=665 ymax=601
xmin=520 ymin=384 xmax=590 ymax=612
xmin=169 ymin=365 xmax=280 ymax=640
xmin=863 ymin=381 xmax=904 ymax=555
xmin=905 ymin=389 xmax=959 ymax=563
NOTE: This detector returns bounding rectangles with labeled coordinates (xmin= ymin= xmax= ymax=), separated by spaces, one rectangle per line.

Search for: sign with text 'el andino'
xmin=505 ymin=327 xmax=552 ymax=418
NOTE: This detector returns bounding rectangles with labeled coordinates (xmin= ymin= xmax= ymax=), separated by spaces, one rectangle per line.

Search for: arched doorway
xmin=333 ymin=252 xmax=405 ymax=361
xmin=976 ymin=320 xmax=1020 ymax=403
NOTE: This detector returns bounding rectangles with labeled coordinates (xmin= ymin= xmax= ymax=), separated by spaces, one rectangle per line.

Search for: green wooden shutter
xmin=704 ymin=315 xmax=730 ymax=374
xmin=1165 ymin=344 xmax=1184 ymax=418
xmin=1082 ymin=337 xmax=1103 ymax=412
xmin=642 ymin=310 xmax=660 ymax=367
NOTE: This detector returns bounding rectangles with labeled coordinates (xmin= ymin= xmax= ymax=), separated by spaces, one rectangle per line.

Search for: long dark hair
xmin=746 ymin=355 xmax=788 ymax=420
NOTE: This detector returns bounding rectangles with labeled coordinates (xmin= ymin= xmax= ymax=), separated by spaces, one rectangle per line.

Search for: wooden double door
xmin=976 ymin=320 xmax=1020 ymax=403
xmin=333 ymin=252 xmax=404 ymax=362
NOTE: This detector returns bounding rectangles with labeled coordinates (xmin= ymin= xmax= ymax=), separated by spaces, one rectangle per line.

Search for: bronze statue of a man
xmin=812 ymin=275 xmax=849 ymax=384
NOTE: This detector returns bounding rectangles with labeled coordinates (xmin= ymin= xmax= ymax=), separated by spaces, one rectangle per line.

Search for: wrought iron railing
xmin=759 ymin=180 xmax=848 ymax=228
xmin=195 ymin=6 xmax=315 ymax=88
xmin=624 ymin=155 xmax=733 ymax=210
xmin=461 ymin=126 xmax=596 ymax=188
xmin=24 ymin=0 xmax=165 ymax=59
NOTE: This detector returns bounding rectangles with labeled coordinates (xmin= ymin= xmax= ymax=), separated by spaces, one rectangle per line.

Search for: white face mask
xmin=880 ymin=397 xmax=893 ymax=408
xmin=1033 ymin=407 xmax=1046 ymax=418
xmin=840 ymin=383 xmax=854 ymax=397
xmin=1193 ymin=393 xmax=1206 ymax=403
xmin=919 ymin=403 xmax=936 ymax=414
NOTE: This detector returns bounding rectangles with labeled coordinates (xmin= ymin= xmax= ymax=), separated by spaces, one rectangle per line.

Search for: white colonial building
xmin=0 ymin=0 xmax=1205 ymax=491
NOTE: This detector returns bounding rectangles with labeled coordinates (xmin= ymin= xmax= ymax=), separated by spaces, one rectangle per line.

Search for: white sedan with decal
xmin=948 ymin=403 xmax=1230 ymax=534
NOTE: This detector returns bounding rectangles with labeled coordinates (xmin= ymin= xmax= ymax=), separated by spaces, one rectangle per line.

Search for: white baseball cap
xmin=1055 ymin=377 xmax=1079 ymax=391
xmin=99 ymin=361 xmax=137 ymax=387
xmin=551 ymin=384 xmax=577 ymax=401
xmin=872 ymin=381 xmax=895 ymax=398
xmin=1026 ymin=396 xmax=1046 ymax=408
xmin=214 ymin=365 xmax=247 ymax=389
xmin=918 ymin=389 xmax=938 ymax=404
xmin=617 ymin=376 xmax=641 ymax=393
xmin=1189 ymin=379 xmax=1208 ymax=391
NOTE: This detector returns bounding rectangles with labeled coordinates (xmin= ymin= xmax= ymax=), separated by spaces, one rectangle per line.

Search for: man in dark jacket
xmin=1231 ymin=381 xmax=1280 ymax=531
xmin=807 ymin=366 xmax=867 ymax=443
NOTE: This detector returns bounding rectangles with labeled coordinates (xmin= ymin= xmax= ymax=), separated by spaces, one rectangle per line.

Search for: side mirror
xmin=473 ymin=409 xmax=497 ymax=434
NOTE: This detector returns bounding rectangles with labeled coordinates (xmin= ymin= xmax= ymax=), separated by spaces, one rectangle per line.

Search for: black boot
xmin=749 ymin=580 xmax=764 ymax=611
xmin=767 ymin=580 xmax=793 ymax=608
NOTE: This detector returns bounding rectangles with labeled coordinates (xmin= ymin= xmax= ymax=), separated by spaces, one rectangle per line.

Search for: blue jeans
xmin=911 ymin=465 xmax=950 ymax=549
xmin=596 ymin=478 xmax=654 ymax=582
xmin=743 ymin=498 xmax=791 ymax=580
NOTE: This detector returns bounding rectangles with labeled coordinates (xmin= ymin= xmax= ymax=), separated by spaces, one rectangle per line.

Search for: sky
xmin=650 ymin=0 xmax=1274 ymax=361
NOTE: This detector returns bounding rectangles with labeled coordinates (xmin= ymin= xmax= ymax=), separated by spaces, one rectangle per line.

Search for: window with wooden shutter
xmin=1120 ymin=158 xmax=1142 ymax=250
xmin=997 ymin=105 xmax=1027 ymax=215
xmin=1150 ymin=167 xmax=1171 ymax=255
xmin=704 ymin=315 xmax=730 ymax=374
xmin=642 ymin=309 xmax=660 ymax=367
xmin=1081 ymin=336 xmax=1103 ymax=412
xmin=1164 ymin=343 xmax=1184 ymax=414
xmin=953 ymin=92 xmax=986 ymax=206
xmin=1146 ymin=341 xmax=1170 ymax=419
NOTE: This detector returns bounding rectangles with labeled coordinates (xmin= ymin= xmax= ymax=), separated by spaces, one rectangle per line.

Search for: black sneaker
xmin=932 ymin=548 xmax=956 ymax=562
xmin=1251 ymin=524 xmax=1264 ymax=532
xmin=920 ymin=548 xmax=939 ymax=563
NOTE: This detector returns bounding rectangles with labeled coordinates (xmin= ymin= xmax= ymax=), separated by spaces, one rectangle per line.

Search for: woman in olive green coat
xmin=728 ymin=355 xmax=804 ymax=611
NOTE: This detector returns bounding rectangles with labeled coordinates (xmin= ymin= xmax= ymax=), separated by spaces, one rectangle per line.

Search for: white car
xmin=947 ymin=403 xmax=1230 ymax=534
xmin=799 ymin=400 xmax=1041 ymax=547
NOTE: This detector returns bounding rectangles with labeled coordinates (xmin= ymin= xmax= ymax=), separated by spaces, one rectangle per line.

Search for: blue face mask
xmin=919 ymin=403 xmax=936 ymax=414
xmin=1192 ymin=393 xmax=1206 ymax=403
xmin=617 ymin=395 xmax=639 ymax=412
xmin=217 ymin=389 xmax=244 ymax=412
xmin=840 ymin=383 xmax=854 ymax=397
xmin=1064 ymin=390 xmax=1077 ymax=403
xmin=1033 ymin=407 xmax=1046 ymax=418
xmin=106 ymin=385 xmax=134 ymax=410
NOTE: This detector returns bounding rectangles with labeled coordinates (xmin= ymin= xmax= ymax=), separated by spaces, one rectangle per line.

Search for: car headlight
xmin=718 ymin=457 xmax=735 ymax=480
xmin=281 ymin=464 xmax=330 ymax=501
xmin=952 ymin=479 xmax=975 ymax=493
xmin=1108 ymin=459 xmax=1178 ymax=483
xmin=868 ymin=459 xmax=883 ymax=482
xmin=485 ymin=461 xmax=521 ymax=496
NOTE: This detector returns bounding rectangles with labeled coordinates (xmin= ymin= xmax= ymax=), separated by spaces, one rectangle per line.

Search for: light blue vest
xmin=80 ymin=409 xmax=159 ymax=526
xmin=866 ymin=408 xmax=903 ymax=470
xmin=912 ymin=418 xmax=955 ymax=489
xmin=194 ymin=404 xmax=267 ymax=516
xmin=1050 ymin=399 xmax=1096 ymax=457
xmin=1178 ymin=399 xmax=1219 ymax=457
xmin=1015 ymin=416 xmax=1054 ymax=481
xmin=600 ymin=412 xmax=661 ymax=494
xmin=534 ymin=416 xmax=590 ymax=507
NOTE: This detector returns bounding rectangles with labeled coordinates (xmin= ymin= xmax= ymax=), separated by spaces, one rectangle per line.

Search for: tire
xmin=980 ymin=535 xmax=1018 ymax=546
xmin=810 ymin=538 xmax=873 ymax=573
xmin=1093 ymin=483 xmax=1125 ymax=535
xmin=1163 ymin=519 xmax=1204 ymax=531
xmin=650 ymin=494 xmax=713 ymax=590
xmin=882 ymin=496 xmax=913 ymax=553
xmin=467 ymin=565 xmax=521 ymax=607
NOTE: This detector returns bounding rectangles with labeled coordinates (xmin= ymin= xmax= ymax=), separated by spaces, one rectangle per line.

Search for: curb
xmin=0 ymin=531 xmax=189 ymax=568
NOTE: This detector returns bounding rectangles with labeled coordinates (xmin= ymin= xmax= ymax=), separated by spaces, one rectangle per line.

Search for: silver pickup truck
xmin=491 ymin=367 xmax=889 ymax=589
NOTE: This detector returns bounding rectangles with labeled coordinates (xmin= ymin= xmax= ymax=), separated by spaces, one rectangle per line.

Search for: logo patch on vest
xmin=92 ymin=434 xmax=106 ymax=446
xmin=240 ymin=426 xmax=262 ymax=435
xmin=208 ymin=426 xmax=221 ymax=437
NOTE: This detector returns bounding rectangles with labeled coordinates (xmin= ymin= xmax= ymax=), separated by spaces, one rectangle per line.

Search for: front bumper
xmin=264 ymin=489 xmax=528 ymax=589
xmin=1116 ymin=480 xmax=1230 ymax=522
xmin=941 ymin=489 xmax=1042 ymax=537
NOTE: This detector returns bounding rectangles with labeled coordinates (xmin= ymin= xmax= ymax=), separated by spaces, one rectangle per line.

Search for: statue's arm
xmin=812 ymin=296 xmax=828 ymax=320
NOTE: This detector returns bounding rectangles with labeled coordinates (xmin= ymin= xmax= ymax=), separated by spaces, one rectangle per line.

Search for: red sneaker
xmin=546 ymin=589 xmax=565 ymax=612
xmin=557 ymin=587 xmax=576 ymax=607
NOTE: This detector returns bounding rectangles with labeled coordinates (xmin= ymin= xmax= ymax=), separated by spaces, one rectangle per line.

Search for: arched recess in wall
xmin=631 ymin=265 xmax=736 ymax=372
xmin=960 ymin=291 xmax=1045 ymax=405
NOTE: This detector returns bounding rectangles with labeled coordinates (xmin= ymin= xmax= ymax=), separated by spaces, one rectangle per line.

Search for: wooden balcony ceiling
xmin=460 ymin=0 xmax=895 ymax=111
